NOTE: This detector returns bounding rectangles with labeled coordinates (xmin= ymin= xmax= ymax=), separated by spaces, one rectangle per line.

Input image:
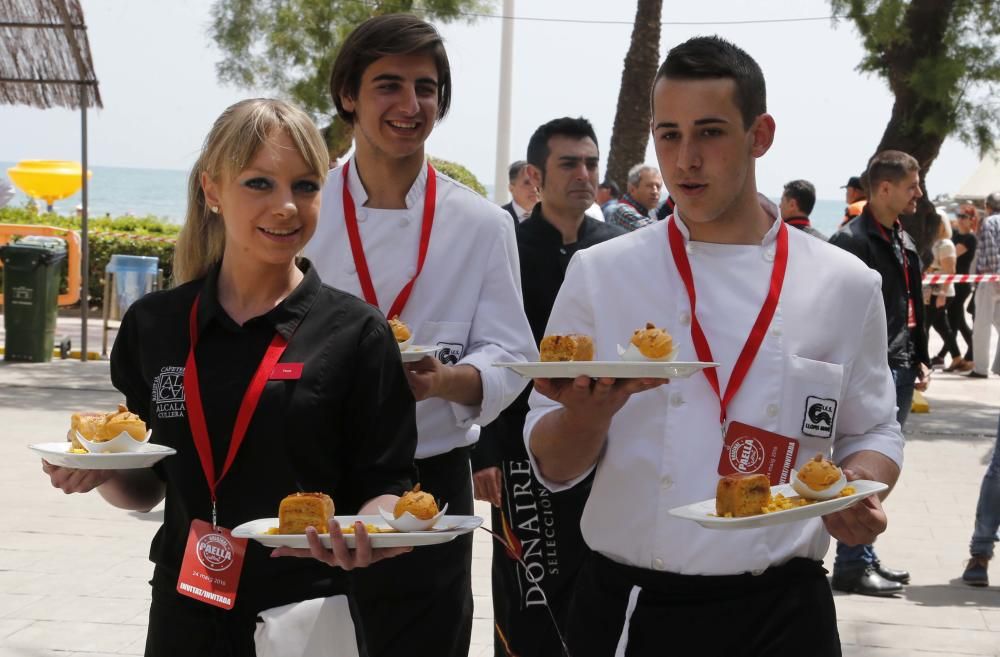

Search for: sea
xmin=0 ymin=162 xmax=848 ymax=237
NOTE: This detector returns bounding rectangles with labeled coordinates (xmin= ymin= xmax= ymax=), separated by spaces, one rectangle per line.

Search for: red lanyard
xmin=184 ymin=294 xmax=288 ymax=527
xmin=342 ymin=161 xmax=436 ymax=320
xmin=874 ymin=219 xmax=912 ymax=300
xmin=667 ymin=216 xmax=789 ymax=428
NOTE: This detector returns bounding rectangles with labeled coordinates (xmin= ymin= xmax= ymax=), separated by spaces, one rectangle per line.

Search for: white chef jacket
xmin=524 ymin=212 xmax=904 ymax=576
xmin=306 ymin=157 xmax=536 ymax=459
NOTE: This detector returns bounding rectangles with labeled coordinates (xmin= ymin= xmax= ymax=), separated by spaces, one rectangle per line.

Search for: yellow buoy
xmin=7 ymin=160 xmax=93 ymax=208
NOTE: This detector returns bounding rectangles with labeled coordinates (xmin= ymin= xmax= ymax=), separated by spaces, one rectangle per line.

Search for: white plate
xmin=493 ymin=360 xmax=718 ymax=379
xmin=400 ymin=345 xmax=442 ymax=363
xmin=232 ymin=514 xmax=483 ymax=549
xmin=29 ymin=441 xmax=177 ymax=470
xmin=668 ymin=479 xmax=889 ymax=530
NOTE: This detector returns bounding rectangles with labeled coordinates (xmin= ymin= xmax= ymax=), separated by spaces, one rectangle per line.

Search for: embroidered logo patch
xmin=436 ymin=342 xmax=465 ymax=366
xmin=153 ymin=366 xmax=186 ymax=419
xmin=802 ymin=396 xmax=837 ymax=438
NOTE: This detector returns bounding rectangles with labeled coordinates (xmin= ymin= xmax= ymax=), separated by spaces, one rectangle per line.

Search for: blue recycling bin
xmin=106 ymin=255 xmax=159 ymax=318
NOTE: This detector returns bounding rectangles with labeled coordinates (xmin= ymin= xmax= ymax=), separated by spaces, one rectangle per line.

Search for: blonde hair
xmin=937 ymin=214 xmax=953 ymax=241
xmin=173 ymin=98 xmax=330 ymax=284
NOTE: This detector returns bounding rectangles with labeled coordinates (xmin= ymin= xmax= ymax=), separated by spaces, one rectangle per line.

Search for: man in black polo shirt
xmin=830 ymin=149 xmax=930 ymax=596
xmin=472 ymin=117 xmax=623 ymax=657
xmin=780 ymin=179 xmax=826 ymax=240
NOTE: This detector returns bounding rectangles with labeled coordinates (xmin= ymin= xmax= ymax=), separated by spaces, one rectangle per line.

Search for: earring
xmin=209 ymin=205 xmax=219 ymax=214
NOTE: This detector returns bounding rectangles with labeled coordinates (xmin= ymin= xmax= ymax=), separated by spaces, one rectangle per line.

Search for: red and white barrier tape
xmin=922 ymin=273 xmax=1000 ymax=285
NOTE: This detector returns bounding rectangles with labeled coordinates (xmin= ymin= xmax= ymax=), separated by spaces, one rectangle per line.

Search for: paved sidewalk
xmin=1 ymin=347 xmax=999 ymax=656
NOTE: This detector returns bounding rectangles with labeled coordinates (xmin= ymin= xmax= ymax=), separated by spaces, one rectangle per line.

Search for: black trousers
xmin=939 ymin=283 xmax=974 ymax=360
xmin=927 ymin=298 xmax=961 ymax=359
xmin=145 ymin=587 xmax=257 ymax=657
xmin=566 ymin=552 xmax=841 ymax=657
xmin=351 ymin=446 xmax=474 ymax=657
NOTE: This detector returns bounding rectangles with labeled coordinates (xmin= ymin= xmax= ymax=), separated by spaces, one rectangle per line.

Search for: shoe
xmin=944 ymin=357 xmax=965 ymax=372
xmin=962 ymin=555 xmax=989 ymax=587
xmin=831 ymin=566 xmax=904 ymax=597
xmin=930 ymin=356 xmax=945 ymax=368
xmin=957 ymin=359 xmax=975 ymax=372
xmin=968 ymin=371 xmax=989 ymax=379
xmin=873 ymin=560 xmax=910 ymax=584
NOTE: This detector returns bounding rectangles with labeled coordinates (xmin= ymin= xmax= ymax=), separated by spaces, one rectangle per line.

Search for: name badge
xmin=717 ymin=421 xmax=799 ymax=486
xmin=176 ymin=519 xmax=246 ymax=610
xmin=270 ymin=363 xmax=304 ymax=380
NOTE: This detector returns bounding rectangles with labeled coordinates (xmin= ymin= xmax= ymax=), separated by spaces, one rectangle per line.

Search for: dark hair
xmin=782 ymin=179 xmax=816 ymax=215
xmin=526 ymin=117 xmax=598 ymax=181
xmin=507 ymin=160 xmax=528 ymax=183
xmin=599 ymin=179 xmax=621 ymax=198
xmin=329 ymin=14 xmax=451 ymax=123
xmin=867 ymin=150 xmax=920 ymax=191
xmin=655 ymin=36 xmax=766 ymax=129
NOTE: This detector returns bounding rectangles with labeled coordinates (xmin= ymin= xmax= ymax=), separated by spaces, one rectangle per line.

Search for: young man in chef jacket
xmin=302 ymin=14 xmax=536 ymax=657
xmin=524 ymin=35 xmax=904 ymax=656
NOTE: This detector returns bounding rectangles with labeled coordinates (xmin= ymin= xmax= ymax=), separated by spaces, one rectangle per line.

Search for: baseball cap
xmin=841 ymin=176 xmax=863 ymax=190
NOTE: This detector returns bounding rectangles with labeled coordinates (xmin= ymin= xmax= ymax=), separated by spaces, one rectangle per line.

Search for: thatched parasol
xmin=0 ymin=0 xmax=102 ymax=361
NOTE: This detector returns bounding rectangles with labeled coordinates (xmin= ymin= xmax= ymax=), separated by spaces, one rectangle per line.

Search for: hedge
xmin=0 ymin=207 xmax=177 ymax=308
xmin=429 ymin=157 xmax=487 ymax=196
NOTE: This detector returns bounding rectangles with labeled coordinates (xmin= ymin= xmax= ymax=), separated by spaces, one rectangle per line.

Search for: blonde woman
xmin=42 ymin=98 xmax=417 ymax=656
xmin=940 ymin=204 xmax=978 ymax=371
xmin=927 ymin=215 xmax=961 ymax=370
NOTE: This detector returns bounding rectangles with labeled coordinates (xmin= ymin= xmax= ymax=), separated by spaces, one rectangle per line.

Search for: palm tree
xmin=605 ymin=0 xmax=663 ymax=192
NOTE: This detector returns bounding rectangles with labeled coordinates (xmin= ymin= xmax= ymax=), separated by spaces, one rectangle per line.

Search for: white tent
xmin=956 ymin=152 xmax=1000 ymax=200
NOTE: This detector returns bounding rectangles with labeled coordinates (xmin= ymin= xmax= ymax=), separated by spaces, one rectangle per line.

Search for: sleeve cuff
xmin=451 ymin=348 xmax=526 ymax=429
xmin=833 ymin=423 xmax=905 ymax=470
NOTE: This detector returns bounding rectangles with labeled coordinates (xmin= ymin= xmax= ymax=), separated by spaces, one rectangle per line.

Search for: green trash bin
xmin=0 ymin=236 xmax=68 ymax=362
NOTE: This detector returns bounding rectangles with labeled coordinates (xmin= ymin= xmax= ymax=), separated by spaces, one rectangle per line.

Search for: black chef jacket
xmin=110 ymin=258 xmax=417 ymax=617
xmin=472 ymin=205 xmax=623 ymax=657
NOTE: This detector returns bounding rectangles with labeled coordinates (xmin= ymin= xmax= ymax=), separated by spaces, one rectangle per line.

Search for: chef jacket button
xmin=766 ymin=404 xmax=779 ymax=417
xmin=346 ymin=267 xmax=356 ymax=276
xmin=763 ymin=249 xmax=775 ymax=262
xmin=770 ymin=325 xmax=782 ymax=337
xmin=685 ymin=243 xmax=694 ymax=255
xmin=358 ymin=214 xmax=367 ymax=223
xmin=661 ymin=475 xmax=673 ymax=490
xmin=653 ymin=558 xmax=665 ymax=571
xmin=670 ymin=392 xmax=684 ymax=407
xmin=407 ymin=267 xmax=417 ymax=278
xmin=679 ymin=311 xmax=691 ymax=326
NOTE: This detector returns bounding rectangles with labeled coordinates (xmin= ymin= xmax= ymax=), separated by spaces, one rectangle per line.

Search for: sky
xmin=0 ymin=0 xmax=986 ymax=204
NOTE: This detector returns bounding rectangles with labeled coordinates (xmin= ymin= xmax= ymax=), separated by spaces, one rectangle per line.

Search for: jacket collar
xmin=346 ymin=154 xmax=429 ymax=210
xmin=861 ymin=206 xmax=917 ymax=253
xmin=520 ymin=202 xmax=594 ymax=246
xmin=196 ymin=258 xmax=320 ymax=340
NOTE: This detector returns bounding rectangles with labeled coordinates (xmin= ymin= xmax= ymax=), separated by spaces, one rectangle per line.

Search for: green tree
xmin=605 ymin=0 xmax=663 ymax=192
xmin=210 ymin=0 xmax=491 ymax=159
xmin=832 ymin=0 xmax=1000 ymax=253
